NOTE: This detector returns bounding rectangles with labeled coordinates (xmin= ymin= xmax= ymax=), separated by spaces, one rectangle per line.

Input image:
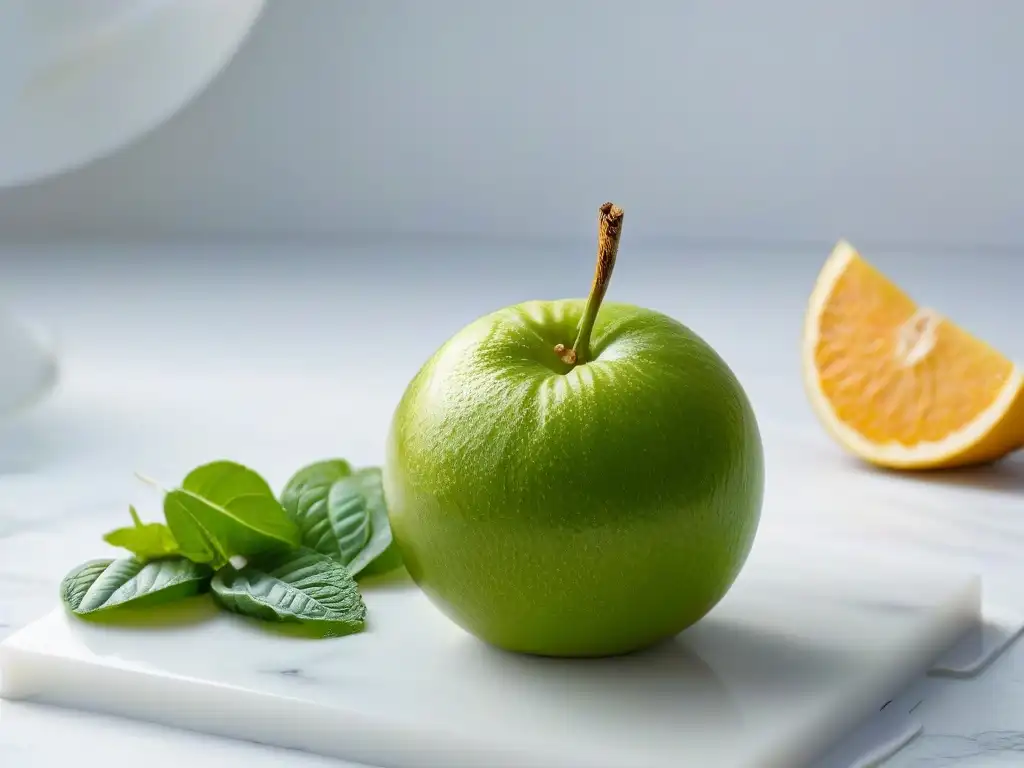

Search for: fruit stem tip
xmin=557 ymin=202 xmax=625 ymax=367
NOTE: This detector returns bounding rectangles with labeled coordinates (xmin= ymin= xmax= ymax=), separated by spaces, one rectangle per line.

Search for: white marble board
xmin=2 ymin=248 xmax=1022 ymax=766
xmin=0 ymin=531 xmax=980 ymax=768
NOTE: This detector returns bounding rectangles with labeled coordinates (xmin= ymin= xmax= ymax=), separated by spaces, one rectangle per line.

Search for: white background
xmin=2 ymin=4 xmax=1024 ymax=766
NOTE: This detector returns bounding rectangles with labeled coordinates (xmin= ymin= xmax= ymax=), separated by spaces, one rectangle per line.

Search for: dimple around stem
xmin=556 ymin=202 xmax=625 ymax=367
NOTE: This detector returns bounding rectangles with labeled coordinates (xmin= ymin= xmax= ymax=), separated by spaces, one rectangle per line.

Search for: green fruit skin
xmin=384 ymin=299 xmax=764 ymax=658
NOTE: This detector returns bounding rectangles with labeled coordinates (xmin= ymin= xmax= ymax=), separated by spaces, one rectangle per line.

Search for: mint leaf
xmin=211 ymin=548 xmax=366 ymax=635
xmin=344 ymin=468 xmax=403 ymax=578
xmin=280 ymin=458 xmax=353 ymax=521
xmin=103 ymin=505 xmax=179 ymax=561
xmin=61 ymin=557 xmax=212 ymax=616
xmin=281 ymin=459 xmax=374 ymax=567
xmin=325 ymin=477 xmax=373 ymax=563
xmin=163 ymin=461 xmax=300 ymax=569
xmin=282 ymin=462 xmax=402 ymax=578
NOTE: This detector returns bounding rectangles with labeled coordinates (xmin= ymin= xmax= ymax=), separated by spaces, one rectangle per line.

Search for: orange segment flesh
xmin=803 ymin=241 xmax=1024 ymax=469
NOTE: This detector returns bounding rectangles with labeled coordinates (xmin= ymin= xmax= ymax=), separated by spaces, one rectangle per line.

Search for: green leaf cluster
xmin=60 ymin=459 xmax=402 ymax=637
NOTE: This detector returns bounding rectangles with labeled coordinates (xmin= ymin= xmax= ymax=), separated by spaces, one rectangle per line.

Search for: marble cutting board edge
xmin=0 ymin=540 xmax=982 ymax=768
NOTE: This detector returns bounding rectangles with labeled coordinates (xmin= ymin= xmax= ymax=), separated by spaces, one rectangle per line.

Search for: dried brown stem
xmin=556 ymin=202 xmax=625 ymax=366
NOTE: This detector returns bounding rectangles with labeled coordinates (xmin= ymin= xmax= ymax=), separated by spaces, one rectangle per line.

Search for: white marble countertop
xmin=1 ymin=241 xmax=1022 ymax=767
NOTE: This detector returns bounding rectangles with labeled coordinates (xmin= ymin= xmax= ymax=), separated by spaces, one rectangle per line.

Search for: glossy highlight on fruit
xmin=384 ymin=204 xmax=764 ymax=657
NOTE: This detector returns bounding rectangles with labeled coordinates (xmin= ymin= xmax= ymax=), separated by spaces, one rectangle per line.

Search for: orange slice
xmin=802 ymin=241 xmax=1024 ymax=469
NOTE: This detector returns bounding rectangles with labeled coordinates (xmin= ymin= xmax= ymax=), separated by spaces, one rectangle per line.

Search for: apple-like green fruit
xmin=384 ymin=204 xmax=764 ymax=657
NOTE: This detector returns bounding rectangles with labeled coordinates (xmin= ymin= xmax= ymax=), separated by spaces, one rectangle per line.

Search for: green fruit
xmin=384 ymin=204 xmax=764 ymax=658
